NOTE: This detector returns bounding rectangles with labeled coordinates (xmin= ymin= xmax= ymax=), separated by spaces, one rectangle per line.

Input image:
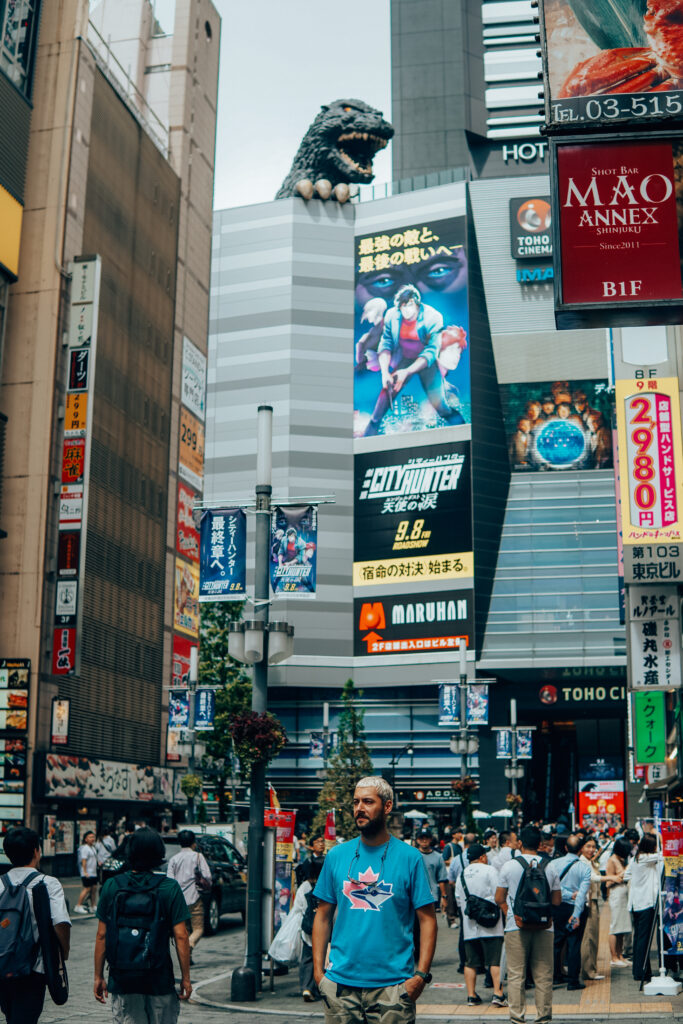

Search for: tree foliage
xmin=198 ymin=601 xmax=252 ymax=819
xmin=312 ymin=680 xmax=373 ymax=839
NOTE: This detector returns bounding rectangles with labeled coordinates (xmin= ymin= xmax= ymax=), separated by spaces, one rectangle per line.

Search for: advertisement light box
xmin=551 ymin=134 xmax=683 ymax=327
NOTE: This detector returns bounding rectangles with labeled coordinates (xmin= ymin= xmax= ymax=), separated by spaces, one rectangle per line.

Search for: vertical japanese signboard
xmin=270 ymin=505 xmax=317 ymax=598
xmin=0 ymin=660 xmax=29 ymax=832
xmin=615 ymin=378 xmax=683 ymax=547
xmin=199 ymin=509 xmax=247 ymax=601
xmin=54 ymin=257 xmax=101 ymax=676
xmin=628 ymin=586 xmax=681 ymax=690
xmin=634 ymin=690 xmax=667 ymax=763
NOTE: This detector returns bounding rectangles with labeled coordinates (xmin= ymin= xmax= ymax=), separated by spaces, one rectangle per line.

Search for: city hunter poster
xmin=500 ymin=378 xmax=613 ymax=471
xmin=270 ymin=505 xmax=317 ymax=598
xmin=199 ymin=508 xmax=247 ymax=602
xmin=353 ymin=216 xmax=470 ymax=437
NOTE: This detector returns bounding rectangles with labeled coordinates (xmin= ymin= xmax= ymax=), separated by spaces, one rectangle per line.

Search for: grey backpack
xmin=0 ymin=871 xmax=40 ymax=978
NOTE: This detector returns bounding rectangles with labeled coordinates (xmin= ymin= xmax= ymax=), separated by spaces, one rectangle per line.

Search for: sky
xmin=151 ymin=0 xmax=392 ymax=210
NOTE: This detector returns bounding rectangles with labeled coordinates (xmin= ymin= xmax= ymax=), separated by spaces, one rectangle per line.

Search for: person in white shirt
xmin=447 ymin=832 xmax=475 ymax=969
xmin=490 ymin=831 xmax=518 ymax=873
xmin=0 ymin=826 xmax=71 ymax=1024
xmin=455 ymin=842 xmax=507 ymax=1008
xmin=624 ymin=833 xmax=661 ymax=982
xmin=166 ymin=829 xmax=212 ymax=959
xmin=74 ymin=830 xmax=98 ymax=913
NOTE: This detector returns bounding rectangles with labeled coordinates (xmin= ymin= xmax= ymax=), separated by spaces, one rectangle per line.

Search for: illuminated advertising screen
xmin=353 ymin=589 xmax=474 ymax=657
xmin=353 ymin=441 xmax=473 ymax=587
xmin=353 ymin=217 xmax=470 ymax=437
xmin=501 ymin=378 xmax=612 ymax=471
xmin=552 ymin=135 xmax=683 ymax=326
xmin=539 ymin=0 xmax=683 ymax=130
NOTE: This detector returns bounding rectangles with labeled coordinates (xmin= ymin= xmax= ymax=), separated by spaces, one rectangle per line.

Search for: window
xmin=0 ymin=0 xmax=41 ymax=96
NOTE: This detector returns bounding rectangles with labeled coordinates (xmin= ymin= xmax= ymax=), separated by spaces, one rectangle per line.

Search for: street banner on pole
xmin=308 ymin=733 xmax=324 ymax=758
xmin=516 ymin=730 xmax=533 ymax=759
xmin=634 ymin=690 xmax=667 ymax=763
xmin=466 ymin=685 xmax=489 ymax=726
xmin=438 ymin=683 xmax=459 ymax=726
xmin=169 ymin=691 xmax=190 ymax=729
xmin=270 ymin=505 xmax=317 ymax=598
xmin=496 ymin=731 xmax=512 ymax=759
xmin=194 ymin=689 xmax=216 ymax=731
xmin=324 ymin=809 xmax=336 ymax=852
xmin=199 ymin=508 xmax=247 ymax=601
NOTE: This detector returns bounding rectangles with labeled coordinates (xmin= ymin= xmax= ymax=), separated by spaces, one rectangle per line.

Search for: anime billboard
xmin=500 ymin=379 xmax=613 ymax=471
xmin=353 ymin=217 xmax=470 ymax=437
xmin=270 ymin=505 xmax=317 ymax=598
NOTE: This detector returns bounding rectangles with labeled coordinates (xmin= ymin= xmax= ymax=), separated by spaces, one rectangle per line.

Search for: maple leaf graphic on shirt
xmin=342 ymin=865 xmax=394 ymax=911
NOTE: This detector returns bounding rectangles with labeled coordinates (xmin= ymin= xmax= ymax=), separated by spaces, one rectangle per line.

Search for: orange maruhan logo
xmin=358 ymin=602 xmax=385 ymax=631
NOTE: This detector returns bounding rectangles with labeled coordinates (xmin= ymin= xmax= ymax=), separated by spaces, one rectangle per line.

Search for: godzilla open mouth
xmin=336 ymin=131 xmax=389 ymax=177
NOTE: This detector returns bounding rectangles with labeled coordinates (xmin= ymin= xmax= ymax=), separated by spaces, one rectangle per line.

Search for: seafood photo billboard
xmin=540 ymin=0 xmax=683 ymax=129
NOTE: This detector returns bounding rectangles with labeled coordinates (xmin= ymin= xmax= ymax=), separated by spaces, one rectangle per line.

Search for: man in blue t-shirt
xmin=312 ymin=776 xmax=436 ymax=1022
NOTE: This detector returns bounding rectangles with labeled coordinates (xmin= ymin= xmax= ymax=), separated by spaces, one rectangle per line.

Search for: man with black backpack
xmin=495 ymin=825 xmax=562 ymax=1024
xmin=0 ymin=826 xmax=71 ymax=1024
xmin=94 ymin=827 xmax=191 ymax=1023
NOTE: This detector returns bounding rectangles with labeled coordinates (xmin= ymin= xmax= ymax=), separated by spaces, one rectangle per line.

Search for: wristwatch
xmin=414 ymin=970 xmax=432 ymax=984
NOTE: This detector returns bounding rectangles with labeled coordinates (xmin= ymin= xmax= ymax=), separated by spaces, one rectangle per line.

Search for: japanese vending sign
xmin=634 ymin=690 xmax=667 ymax=762
xmin=354 ymin=590 xmax=473 ymax=657
xmin=176 ymin=483 xmax=199 ymax=563
xmin=270 ymin=505 xmax=317 ymax=598
xmin=353 ymin=442 xmax=473 ymax=587
xmin=539 ymin=0 xmax=683 ymax=131
xmin=556 ymin=140 xmax=682 ymax=303
xmin=181 ymin=337 xmax=207 ymax=422
xmin=194 ymin=689 xmax=216 ymax=731
xmin=628 ymin=585 xmax=681 ymax=689
xmin=178 ymin=407 xmax=204 ymax=491
xmin=353 ymin=214 xmax=470 ymax=438
xmin=509 ymin=197 xmax=552 ymax=260
xmin=615 ymin=379 xmax=683 ymax=544
xmin=51 ymin=698 xmax=69 ymax=746
xmin=199 ymin=509 xmax=247 ymax=601
xmin=173 ymin=559 xmax=200 ymax=637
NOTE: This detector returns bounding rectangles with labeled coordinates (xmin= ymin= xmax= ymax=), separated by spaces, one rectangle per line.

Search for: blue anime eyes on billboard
xmin=353 ymin=217 xmax=470 ymax=438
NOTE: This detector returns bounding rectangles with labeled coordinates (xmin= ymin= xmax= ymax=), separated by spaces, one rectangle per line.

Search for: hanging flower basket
xmin=506 ymin=792 xmax=523 ymax=808
xmin=180 ymin=773 xmax=202 ymax=800
xmin=229 ymin=711 xmax=287 ymax=776
xmin=451 ymin=775 xmax=479 ymax=795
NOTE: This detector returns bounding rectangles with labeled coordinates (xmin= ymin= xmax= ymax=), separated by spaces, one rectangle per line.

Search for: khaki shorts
xmin=111 ymin=992 xmax=179 ymax=1024
xmin=319 ymin=975 xmax=416 ymax=1023
xmin=464 ymin=936 xmax=503 ymax=971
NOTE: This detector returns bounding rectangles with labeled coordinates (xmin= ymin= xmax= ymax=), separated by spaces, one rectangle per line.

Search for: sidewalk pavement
xmin=193 ymin=902 xmax=683 ymax=1019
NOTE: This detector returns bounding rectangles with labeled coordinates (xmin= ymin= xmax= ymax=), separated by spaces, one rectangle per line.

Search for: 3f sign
xmin=603 ymin=281 xmax=642 ymax=298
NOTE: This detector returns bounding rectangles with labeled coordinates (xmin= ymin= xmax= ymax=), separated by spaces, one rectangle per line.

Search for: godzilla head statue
xmin=276 ymin=99 xmax=394 ymax=203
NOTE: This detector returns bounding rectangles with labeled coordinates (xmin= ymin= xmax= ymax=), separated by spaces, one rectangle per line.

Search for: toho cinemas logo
xmin=558 ymin=142 xmax=683 ymax=306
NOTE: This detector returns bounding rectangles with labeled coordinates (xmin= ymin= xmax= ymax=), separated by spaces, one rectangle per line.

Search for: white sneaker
xmin=74 ymin=905 xmax=89 ymax=914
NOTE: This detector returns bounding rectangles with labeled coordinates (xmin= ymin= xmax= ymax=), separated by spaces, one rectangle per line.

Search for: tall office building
xmin=0 ymin=0 xmax=219 ymax=851
xmin=391 ymin=0 xmax=546 ymax=182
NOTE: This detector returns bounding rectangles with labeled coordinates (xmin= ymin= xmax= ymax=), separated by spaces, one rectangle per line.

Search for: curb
xmin=190 ymin=972 xmax=683 ymax=1020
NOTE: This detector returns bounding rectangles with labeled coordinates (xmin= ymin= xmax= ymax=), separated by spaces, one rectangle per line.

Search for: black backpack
xmin=301 ymin=889 xmax=319 ymax=936
xmin=460 ymin=870 xmax=501 ymax=928
xmin=0 ymin=871 xmax=40 ymax=979
xmin=105 ymin=874 xmax=168 ymax=993
xmin=512 ymin=856 xmax=552 ymax=929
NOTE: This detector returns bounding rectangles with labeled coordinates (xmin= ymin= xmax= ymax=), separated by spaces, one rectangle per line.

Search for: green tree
xmin=198 ymin=601 xmax=252 ymax=820
xmin=312 ymin=680 xmax=373 ymax=839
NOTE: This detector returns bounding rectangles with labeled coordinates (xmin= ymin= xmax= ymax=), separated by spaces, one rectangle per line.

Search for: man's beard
xmin=356 ymin=812 xmax=385 ymax=837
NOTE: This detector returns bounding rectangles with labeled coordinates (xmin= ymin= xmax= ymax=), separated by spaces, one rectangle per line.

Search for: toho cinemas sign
xmin=552 ymin=136 xmax=683 ymax=329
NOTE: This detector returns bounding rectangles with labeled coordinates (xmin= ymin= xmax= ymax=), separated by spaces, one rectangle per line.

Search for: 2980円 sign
xmin=615 ymin=378 xmax=683 ymax=544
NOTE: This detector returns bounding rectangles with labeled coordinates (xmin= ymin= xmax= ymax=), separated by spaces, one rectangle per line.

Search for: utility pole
xmin=244 ymin=404 xmax=272 ymax=989
xmin=459 ymin=638 xmax=468 ymax=780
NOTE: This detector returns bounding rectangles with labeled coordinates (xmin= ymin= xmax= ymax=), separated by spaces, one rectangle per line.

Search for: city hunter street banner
xmin=354 ymin=590 xmax=474 ymax=657
xmin=199 ymin=508 xmax=247 ymax=602
xmin=615 ymin=378 xmax=683 ymax=545
xmin=353 ymin=441 xmax=473 ymax=586
xmin=501 ymin=378 xmax=612 ymax=471
xmin=553 ymin=136 xmax=683 ymax=325
xmin=353 ymin=215 xmax=470 ymax=438
xmin=270 ymin=506 xmax=317 ymax=598
xmin=539 ymin=0 xmax=683 ymax=131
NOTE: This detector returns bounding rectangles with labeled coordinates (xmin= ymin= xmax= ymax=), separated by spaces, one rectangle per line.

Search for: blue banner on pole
xmin=270 ymin=505 xmax=317 ymax=598
xmin=169 ymin=691 xmax=190 ymax=729
xmin=438 ymin=683 xmax=459 ymax=726
xmin=194 ymin=688 xmax=215 ymax=731
xmin=466 ymin=685 xmax=489 ymax=726
xmin=496 ymin=731 xmax=512 ymax=759
xmin=199 ymin=508 xmax=247 ymax=602
xmin=516 ymin=729 xmax=533 ymax=760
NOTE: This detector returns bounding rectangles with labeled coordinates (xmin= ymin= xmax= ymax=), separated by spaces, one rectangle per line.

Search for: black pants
xmin=0 ymin=972 xmax=47 ymax=1024
xmin=632 ymin=907 xmax=656 ymax=982
xmin=299 ymin=940 xmax=318 ymax=996
xmin=458 ymin=907 xmax=466 ymax=969
xmin=553 ymin=902 xmax=587 ymax=984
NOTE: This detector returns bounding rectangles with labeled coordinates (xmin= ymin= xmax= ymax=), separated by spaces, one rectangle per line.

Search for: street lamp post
xmin=447 ymin=639 xmax=479 ymax=826
xmin=388 ymin=742 xmax=414 ymax=805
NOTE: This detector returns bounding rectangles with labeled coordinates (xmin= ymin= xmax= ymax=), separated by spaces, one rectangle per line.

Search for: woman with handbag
xmin=166 ymin=829 xmax=212 ymax=962
xmin=605 ymin=836 xmax=632 ymax=967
